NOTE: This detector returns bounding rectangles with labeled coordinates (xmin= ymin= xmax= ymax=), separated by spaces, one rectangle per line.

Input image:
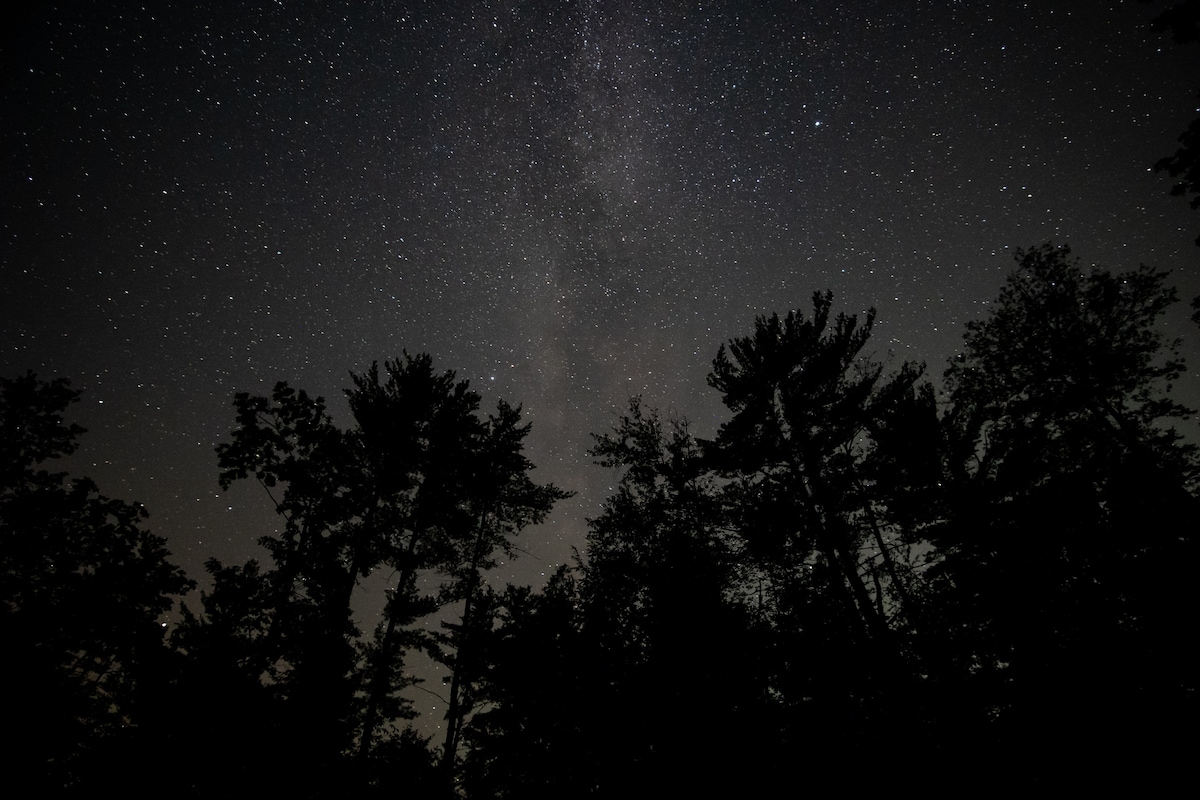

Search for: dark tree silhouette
xmin=934 ymin=244 xmax=1199 ymax=787
xmin=1149 ymin=0 xmax=1200 ymax=236
xmin=343 ymin=355 xmax=491 ymax=764
xmin=456 ymin=568 xmax=594 ymax=799
xmin=181 ymin=353 xmax=567 ymax=793
xmin=461 ymin=399 xmax=771 ymax=797
xmin=428 ymin=398 xmax=571 ymax=780
xmin=1146 ymin=0 xmax=1200 ymax=328
xmin=706 ymin=294 xmax=926 ymax=643
xmin=583 ymin=398 xmax=772 ymax=795
xmin=204 ymin=377 xmax=372 ymax=777
xmin=0 ymin=372 xmax=192 ymax=790
xmin=584 ymin=398 xmax=737 ymax=656
xmin=702 ymin=295 xmax=944 ymax=770
xmin=944 ymin=244 xmax=1195 ymax=487
xmin=1150 ymin=0 xmax=1200 ymax=247
xmin=12 ymin=243 xmax=1194 ymax=795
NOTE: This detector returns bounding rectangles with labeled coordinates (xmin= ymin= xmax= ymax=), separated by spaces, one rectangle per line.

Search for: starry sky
xmin=4 ymin=0 xmax=1200 ymax=593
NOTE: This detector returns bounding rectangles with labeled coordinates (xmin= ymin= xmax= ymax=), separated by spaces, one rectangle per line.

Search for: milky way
xmin=4 ymin=0 xmax=1199 ymax=597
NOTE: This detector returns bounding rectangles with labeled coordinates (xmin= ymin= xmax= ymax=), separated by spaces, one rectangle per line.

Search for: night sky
xmin=4 ymin=1 xmax=1199 ymax=596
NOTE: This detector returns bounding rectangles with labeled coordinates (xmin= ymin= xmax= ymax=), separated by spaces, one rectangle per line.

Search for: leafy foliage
xmin=0 ymin=373 xmax=192 ymax=789
xmin=7 ymin=243 xmax=1196 ymax=793
xmin=178 ymin=352 xmax=569 ymax=791
xmin=933 ymin=244 xmax=1200 ymax=777
xmin=707 ymin=293 xmax=927 ymax=639
xmin=1150 ymin=0 xmax=1200 ymax=246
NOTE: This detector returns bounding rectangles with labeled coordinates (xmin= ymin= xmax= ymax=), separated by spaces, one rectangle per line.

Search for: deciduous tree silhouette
xmin=186 ymin=353 xmax=567 ymax=792
xmin=582 ymin=398 xmax=770 ymax=795
xmin=0 ymin=373 xmax=192 ymax=790
xmin=461 ymin=399 xmax=770 ymax=797
xmin=1146 ymin=0 xmax=1200 ymax=327
xmin=935 ymin=244 xmax=1199 ymax=784
xmin=16 ymin=243 xmax=1193 ymax=794
xmin=429 ymin=399 xmax=570 ymax=780
xmin=706 ymin=294 xmax=926 ymax=643
xmin=344 ymin=355 xmax=489 ymax=763
xmin=206 ymin=378 xmax=370 ymax=774
xmin=456 ymin=568 xmax=594 ymax=799
xmin=703 ymin=295 xmax=937 ymax=767
xmin=1148 ymin=0 xmax=1200 ymax=249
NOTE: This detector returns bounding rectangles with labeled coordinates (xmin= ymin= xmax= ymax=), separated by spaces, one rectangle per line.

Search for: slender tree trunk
xmin=798 ymin=456 xmax=890 ymax=641
xmin=357 ymin=531 xmax=422 ymax=760
xmin=854 ymin=480 xmax=914 ymax=623
xmin=438 ymin=588 xmax=474 ymax=778
xmin=439 ymin=507 xmax=493 ymax=779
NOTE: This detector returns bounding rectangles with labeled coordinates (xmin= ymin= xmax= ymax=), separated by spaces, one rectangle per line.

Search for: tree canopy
xmin=1 ymin=372 xmax=192 ymax=790
xmin=3 ymin=245 xmax=1196 ymax=795
xmin=172 ymin=352 xmax=569 ymax=795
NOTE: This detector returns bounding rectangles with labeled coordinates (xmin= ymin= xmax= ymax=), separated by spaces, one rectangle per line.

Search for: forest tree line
xmin=2 ymin=243 xmax=1197 ymax=796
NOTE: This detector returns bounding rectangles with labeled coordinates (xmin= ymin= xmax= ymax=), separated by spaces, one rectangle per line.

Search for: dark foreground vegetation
xmin=3 ymin=243 xmax=1197 ymax=796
